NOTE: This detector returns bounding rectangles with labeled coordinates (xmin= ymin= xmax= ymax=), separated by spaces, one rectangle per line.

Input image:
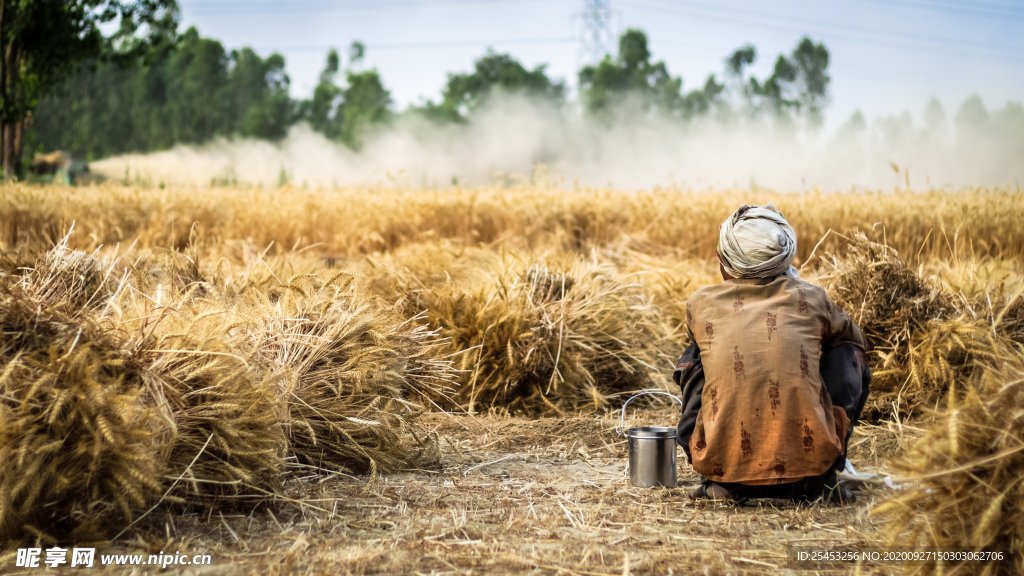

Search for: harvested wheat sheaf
xmin=243 ymin=275 xmax=455 ymax=474
xmin=0 ymin=240 xmax=458 ymax=542
xmin=144 ymin=308 xmax=288 ymax=503
xmin=875 ymin=354 xmax=1024 ymax=575
xmin=817 ymin=232 xmax=952 ymax=348
xmin=19 ymin=234 xmax=122 ymax=312
xmin=379 ymin=255 xmax=674 ymax=415
xmin=997 ymin=294 xmax=1024 ymax=344
xmin=0 ymin=276 xmax=165 ymax=543
xmin=814 ymin=232 xmax=1005 ymax=418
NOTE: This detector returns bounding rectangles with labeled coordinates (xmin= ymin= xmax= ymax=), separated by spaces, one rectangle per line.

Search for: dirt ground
xmin=74 ymin=408 xmax=915 ymax=576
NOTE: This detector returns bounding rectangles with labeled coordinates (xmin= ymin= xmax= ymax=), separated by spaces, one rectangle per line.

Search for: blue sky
xmin=180 ymin=0 xmax=1024 ymax=130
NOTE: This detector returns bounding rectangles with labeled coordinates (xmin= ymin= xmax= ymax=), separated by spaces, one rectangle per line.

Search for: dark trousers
xmin=674 ymin=342 xmax=871 ymax=495
xmin=715 ymin=468 xmax=841 ymax=500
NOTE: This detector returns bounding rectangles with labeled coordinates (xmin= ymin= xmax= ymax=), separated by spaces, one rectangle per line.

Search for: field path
xmin=95 ymin=411 xmax=896 ymax=575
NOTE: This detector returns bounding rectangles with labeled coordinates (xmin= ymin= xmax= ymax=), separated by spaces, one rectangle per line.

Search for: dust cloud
xmin=91 ymin=93 xmax=1024 ymax=190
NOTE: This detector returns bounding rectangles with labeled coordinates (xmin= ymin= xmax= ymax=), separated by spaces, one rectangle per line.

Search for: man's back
xmin=685 ymin=276 xmax=865 ymax=485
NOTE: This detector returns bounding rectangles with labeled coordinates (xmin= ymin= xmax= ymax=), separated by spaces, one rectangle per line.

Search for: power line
xmin=897 ymin=0 xmax=1024 ymax=17
xmin=254 ymin=36 xmax=576 ymax=53
xmin=187 ymin=0 xmax=1024 ymax=63
xmin=855 ymin=0 xmax=1024 ymax=20
xmin=649 ymin=0 xmax=1022 ymax=53
xmin=619 ymin=0 xmax=1024 ymax=65
xmin=187 ymin=0 xmax=557 ymax=17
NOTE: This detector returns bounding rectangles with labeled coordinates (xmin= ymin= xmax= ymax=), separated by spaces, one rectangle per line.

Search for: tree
xmin=578 ymin=29 xmax=684 ymax=117
xmin=955 ymin=94 xmax=989 ymax=132
xmin=788 ymin=37 xmax=830 ymax=122
xmin=923 ymin=97 xmax=946 ymax=139
xmin=578 ymin=29 xmax=734 ymax=121
xmin=0 ymin=0 xmax=178 ymax=177
xmin=300 ymin=43 xmax=393 ymax=148
xmin=32 ymin=26 xmax=295 ymax=159
xmin=303 ymin=49 xmax=343 ymax=139
xmin=165 ymin=28 xmax=230 ymax=144
xmin=681 ymin=75 xmax=726 ymax=118
xmin=348 ymin=41 xmax=365 ymax=68
xmin=726 ymin=45 xmax=757 ymax=78
xmin=748 ymin=37 xmax=830 ymax=123
xmin=842 ymin=110 xmax=867 ymax=134
xmin=227 ymin=48 xmax=292 ymax=140
xmin=990 ymin=101 xmax=1024 ymax=170
xmin=751 ymin=54 xmax=796 ymax=115
xmin=725 ymin=44 xmax=757 ymax=108
xmin=422 ymin=51 xmax=563 ymax=122
xmin=338 ymin=69 xmax=390 ymax=149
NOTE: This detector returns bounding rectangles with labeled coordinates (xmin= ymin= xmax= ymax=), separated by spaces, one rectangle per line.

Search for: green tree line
xmin=10 ymin=0 xmax=837 ymax=171
xmin=33 ymin=27 xmax=293 ymax=158
xmin=0 ymin=0 xmax=177 ymax=177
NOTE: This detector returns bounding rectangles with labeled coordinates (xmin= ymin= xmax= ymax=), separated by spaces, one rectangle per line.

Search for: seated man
xmin=675 ymin=204 xmax=870 ymax=502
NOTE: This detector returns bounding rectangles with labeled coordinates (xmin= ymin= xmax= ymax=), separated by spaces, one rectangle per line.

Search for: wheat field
xmin=1 ymin=183 xmax=1021 ymax=574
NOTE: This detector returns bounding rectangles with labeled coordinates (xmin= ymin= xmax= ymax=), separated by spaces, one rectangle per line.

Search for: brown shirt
xmin=685 ymin=276 xmax=866 ymax=485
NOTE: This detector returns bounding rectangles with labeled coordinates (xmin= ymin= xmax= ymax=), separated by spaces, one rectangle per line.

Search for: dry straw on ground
xmin=2 ymin=183 xmax=1023 ymax=567
xmin=23 ymin=236 xmax=123 ymax=311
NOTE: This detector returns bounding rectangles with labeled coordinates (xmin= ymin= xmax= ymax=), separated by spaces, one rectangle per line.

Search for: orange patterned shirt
xmin=685 ymin=276 xmax=866 ymax=485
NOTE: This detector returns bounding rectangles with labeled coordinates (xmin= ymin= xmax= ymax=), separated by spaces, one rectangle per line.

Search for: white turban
xmin=717 ymin=204 xmax=799 ymax=279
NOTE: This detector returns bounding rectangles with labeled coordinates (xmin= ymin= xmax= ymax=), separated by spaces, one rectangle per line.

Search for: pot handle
xmin=617 ymin=390 xmax=684 ymax=436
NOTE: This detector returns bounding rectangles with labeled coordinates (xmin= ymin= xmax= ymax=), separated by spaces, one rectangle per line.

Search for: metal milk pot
xmin=618 ymin=390 xmax=683 ymax=488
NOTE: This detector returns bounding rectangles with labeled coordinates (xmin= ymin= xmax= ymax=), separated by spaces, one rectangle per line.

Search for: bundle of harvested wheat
xmin=244 ymin=275 xmax=454 ymax=475
xmin=816 ymin=232 xmax=957 ymax=417
xmin=875 ymin=354 xmax=1024 ymax=575
xmin=898 ymin=315 xmax=1015 ymax=414
xmin=0 ymin=280 xmax=165 ymax=543
xmin=539 ymin=261 xmax=675 ymax=410
xmin=817 ymin=232 xmax=952 ymax=346
xmin=144 ymin=307 xmax=287 ymax=503
xmin=393 ymin=257 xmax=674 ymax=415
xmin=359 ymin=242 xmax=504 ymax=307
xmin=602 ymin=239 xmax=721 ymax=341
xmin=19 ymin=233 xmax=122 ymax=312
xmin=922 ymin=256 xmax=1024 ymax=347
xmin=996 ymin=294 xmax=1024 ymax=344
